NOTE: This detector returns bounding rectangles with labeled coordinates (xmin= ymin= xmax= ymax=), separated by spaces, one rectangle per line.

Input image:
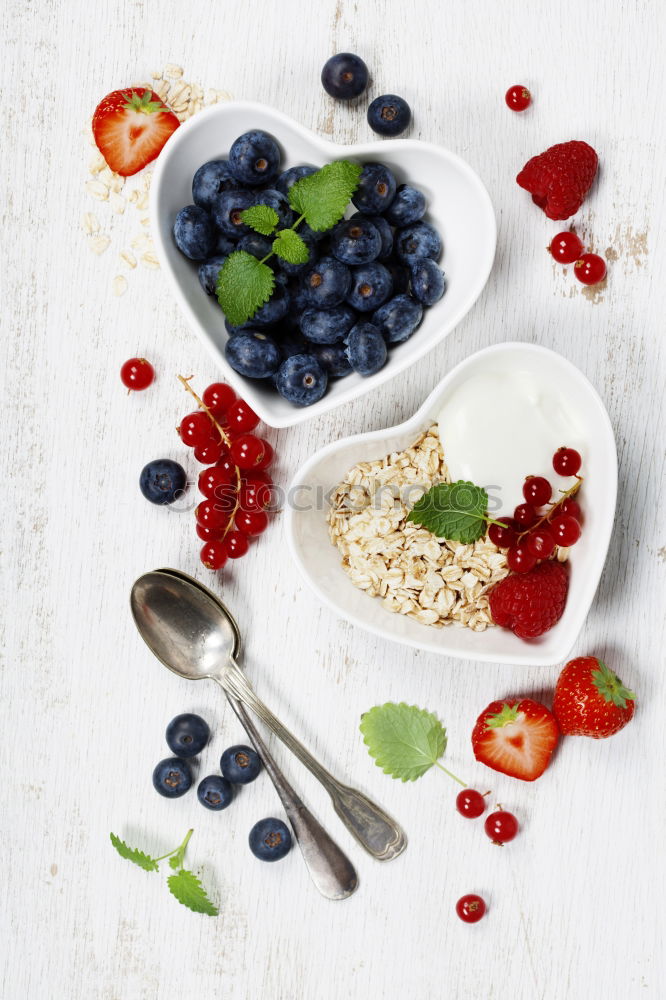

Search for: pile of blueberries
xmin=172 ymin=128 xmax=446 ymax=407
xmin=152 ymin=712 xmax=292 ymax=862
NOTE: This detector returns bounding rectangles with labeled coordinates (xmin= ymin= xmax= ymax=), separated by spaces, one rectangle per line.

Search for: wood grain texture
xmin=2 ymin=0 xmax=665 ymax=998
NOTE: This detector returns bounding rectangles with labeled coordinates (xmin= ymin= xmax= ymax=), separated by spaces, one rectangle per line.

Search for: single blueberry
xmin=276 ymin=232 xmax=317 ymax=277
xmin=213 ymin=230 xmax=237 ymax=256
xmin=300 ymin=221 xmax=327 ymax=243
xmin=302 ymin=256 xmax=352 ymax=309
xmin=330 ymin=217 xmax=382 ymax=265
xmin=367 ymin=94 xmax=412 ymax=136
xmin=173 ymin=205 xmax=215 ymax=261
xmin=275 ymin=164 xmax=317 ymax=196
xmin=385 ymin=262 xmax=411 ymax=294
xmin=351 ymin=212 xmax=394 ymax=260
xmin=197 ymin=775 xmax=234 ymax=811
xmin=220 ymin=745 xmax=262 ymax=784
xmin=139 ymin=459 xmax=187 ymax=506
xmin=300 ymin=304 xmax=356 ymax=344
xmin=384 ymin=184 xmax=426 ymax=227
xmin=276 ymin=329 xmax=309 ymax=360
xmin=253 ymin=188 xmax=295 ymax=229
xmin=166 ymin=714 xmax=210 ymax=757
xmin=250 ymin=283 xmax=291 ymax=326
xmin=237 ymin=233 xmax=273 ymax=260
xmin=321 ymin=53 xmax=369 ymax=100
xmin=314 ymin=343 xmax=353 ymax=377
xmin=212 ymin=189 xmax=255 ymax=238
xmin=248 ymin=818 xmax=293 ymax=861
xmin=198 ymin=255 xmax=227 ymax=295
xmin=352 ymin=163 xmax=397 ymax=215
xmin=410 ymin=259 xmax=447 ymax=305
xmin=372 ymin=294 xmax=424 ymax=344
xmin=287 ymin=280 xmax=311 ymax=315
xmin=228 ymin=130 xmax=281 ymax=186
xmin=152 ymin=757 xmax=193 ymax=798
xmin=346 ymin=262 xmax=393 ymax=312
xmin=345 ymin=321 xmax=388 ymax=376
xmin=192 ymin=160 xmax=238 ymax=210
xmin=225 ymin=331 xmax=281 ymax=378
xmin=276 ymin=354 xmax=328 ymax=406
xmin=395 ymin=221 xmax=442 ymax=262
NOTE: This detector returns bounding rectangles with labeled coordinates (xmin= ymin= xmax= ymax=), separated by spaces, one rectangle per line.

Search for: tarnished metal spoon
xmin=130 ymin=569 xmax=406 ymax=862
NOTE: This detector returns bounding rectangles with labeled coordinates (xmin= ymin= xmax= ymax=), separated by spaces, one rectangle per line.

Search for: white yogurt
xmin=437 ymin=367 xmax=585 ymax=517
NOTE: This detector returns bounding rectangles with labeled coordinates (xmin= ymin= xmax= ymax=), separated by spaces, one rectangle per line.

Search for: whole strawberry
xmin=553 ymin=656 xmax=635 ymax=738
xmin=489 ymin=560 xmax=568 ymax=639
xmin=516 ymin=140 xmax=598 ymax=220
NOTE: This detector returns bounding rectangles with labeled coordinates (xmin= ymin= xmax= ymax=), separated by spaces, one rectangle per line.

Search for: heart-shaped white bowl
xmin=150 ymin=101 xmax=496 ymax=428
xmin=286 ymin=343 xmax=617 ymax=665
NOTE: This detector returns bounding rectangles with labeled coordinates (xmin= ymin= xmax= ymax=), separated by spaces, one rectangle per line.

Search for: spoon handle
xmin=220 ymin=665 xmax=406 ymax=862
xmin=218 ymin=683 xmax=358 ymax=900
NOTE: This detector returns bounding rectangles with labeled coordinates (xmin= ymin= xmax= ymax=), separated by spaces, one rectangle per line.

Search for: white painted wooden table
xmin=3 ymin=1 xmax=665 ymax=997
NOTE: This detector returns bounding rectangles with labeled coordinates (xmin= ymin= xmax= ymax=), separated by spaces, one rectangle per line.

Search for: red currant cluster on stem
xmin=488 ymin=447 xmax=584 ymax=574
xmin=177 ymin=377 xmax=274 ymax=571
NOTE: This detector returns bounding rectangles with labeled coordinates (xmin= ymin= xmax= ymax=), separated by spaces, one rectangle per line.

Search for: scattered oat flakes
xmin=119 ymin=250 xmax=137 ymax=269
xmin=141 ymin=251 xmax=160 ymax=270
xmin=164 ymin=63 xmax=184 ymax=79
xmin=112 ymin=275 xmax=128 ymax=296
xmin=89 ymin=234 xmax=111 ymax=255
xmin=86 ymin=180 xmax=109 ymax=201
xmin=109 ymin=191 xmax=126 ymax=214
xmin=82 ymin=212 xmax=100 ymax=235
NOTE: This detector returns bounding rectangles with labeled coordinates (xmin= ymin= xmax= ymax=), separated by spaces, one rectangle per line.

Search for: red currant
xmin=227 ymin=398 xmax=260 ymax=434
xmin=224 ymin=530 xmax=250 ymax=559
xmin=198 ymin=465 xmax=234 ymax=499
xmin=548 ymin=231 xmax=584 ymax=264
xmin=193 ymin=438 xmax=226 ymax=464
xmin=195 ymin=499 xmax=234 ymax=533
xmin=558 ymin=497 xmax=581 ymax=520
xmin=526 ymin=528 xmax=556 ymax=559
xmin=180 ymin=411 xmax=216 ymax=448
xmin=550 ymin=514 xmax=581 ymax=546
xmin=120 ymin=357 xmax=155 ymax=390
xmin=488 ymin=518 xmax=519 ymax=549
xmin=240 ymin=478 xmax=272 ymax=512
xmin=522 ymin=476 xmax=551 ymax=506
xmin=504 ymin=85 xmax=531 ymax=112
xmin=456 ymin=894 xmax=486 ymax=923
xmin=455 ymin=789 xmax=487 ymax=819
xmin=196 ymin=521 xmax=223 ymax=542
xmin=254 ymin=440 xmax=274 ymax=471
xmin=202 ymin=382 xmax=236 ymax=417
xmin=235 ymin=509 xmax=269 ymax=536
xmin=574 ymin=253 xmax=606 ymax=285
xmin=200 ymin=539 xmax=228 ymax=571
xmin=216 ymin=455 xmax=237 ymax=479
xmin=230 ymin=434 xmax=267 ymax=470
xmin=553 ymin=447 xmax=582 ymax=477
xmin=507 ymin=544 xmax=537 ymax=574
xmin=484 ymin=809 xmax=519 ymax=845
xmin=513 ymin=503 xmax=538 ymax=528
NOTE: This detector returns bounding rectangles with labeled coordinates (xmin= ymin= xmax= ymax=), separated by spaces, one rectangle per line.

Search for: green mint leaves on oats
xmin=407 ymin=481 xmax=491 ymax=544
xmin=109 ymin=828 xmax=218 ymax=916
xmin=216 ymin=159 xmax=361 ymax=325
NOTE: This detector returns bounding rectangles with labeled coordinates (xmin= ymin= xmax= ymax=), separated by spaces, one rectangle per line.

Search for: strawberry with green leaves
xmin=92 ymin=88 xmax=180 ymax=176
xmin=471 ymin=699 xmax=559 ymax=781
xmin=553 ymin=656 xmax=636 ymax=738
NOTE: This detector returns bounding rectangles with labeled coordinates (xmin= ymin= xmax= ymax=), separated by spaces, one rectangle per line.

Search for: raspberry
xmin=489 ymin=561 xmax=569 ymax=639
xmin=516 ymin=141 xmax=598 ymax=221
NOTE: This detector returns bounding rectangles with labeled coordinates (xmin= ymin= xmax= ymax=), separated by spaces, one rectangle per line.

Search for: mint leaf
xmin=360 ymin=703 xmax=447 ymax=782
xmin=272 ymin=228 xmax=310 ymax=265
xmin=216 ymin=251 xmax=275 ymax=326
xmin=407 ymin=480 xmax=489 ymax=544
xmin=240 ymin=204 xmax=279 ymax=236
xmin=167 ymin=869 xmax=219 ymax=916
xmin=110 ymin=833 xmax=159 ymax=872
xmin=288 ymin=160 xmax=362 ymax=232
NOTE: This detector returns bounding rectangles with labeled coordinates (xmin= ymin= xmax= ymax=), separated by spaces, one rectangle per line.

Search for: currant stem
xmin=516 ymin=475 xmax=584 ymax=540
xmin=434 ymin=761 xmax=467 ymax=787
xmin=153 ymin=828 xmax=194 ymax=865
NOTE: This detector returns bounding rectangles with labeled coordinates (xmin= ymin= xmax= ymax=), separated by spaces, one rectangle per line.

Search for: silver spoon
xmin=131 ymin=568 xmax=358 ymax=900
xmin=131 ymin=570 xmax=406 ymax=862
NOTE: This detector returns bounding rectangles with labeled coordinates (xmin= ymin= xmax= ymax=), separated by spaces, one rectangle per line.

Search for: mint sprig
xmin=407 ymin=480 xmax=501 ymax=544
xmin=215 ymin=159 xmax=361 ymax=325
xmin=360 ymin=702 xmax=465 ymax=784
xmin=240 ymin=204 xmax=279 ymax=236
xmin=110 ymin=828 xmax=218 ymax=916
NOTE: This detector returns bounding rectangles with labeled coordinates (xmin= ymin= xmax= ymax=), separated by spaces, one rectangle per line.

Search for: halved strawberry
xmin=471 ymin=699 xmax=559 ymax=781
xmin=92 ymin=88 xmax=180 ymax=176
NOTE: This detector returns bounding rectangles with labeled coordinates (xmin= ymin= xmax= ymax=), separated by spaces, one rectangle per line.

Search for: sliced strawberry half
xmin=471 ymin=699 xmax=559 ymax=781
xmin=92 ymin=88 xmax=180 ymax=176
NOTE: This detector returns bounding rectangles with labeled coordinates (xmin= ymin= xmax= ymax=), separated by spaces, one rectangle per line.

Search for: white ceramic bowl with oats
xmin=150 ymin=101 xmax=496 ymax=428
xmin=286 ymin=343 xmax=617 ymax=665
